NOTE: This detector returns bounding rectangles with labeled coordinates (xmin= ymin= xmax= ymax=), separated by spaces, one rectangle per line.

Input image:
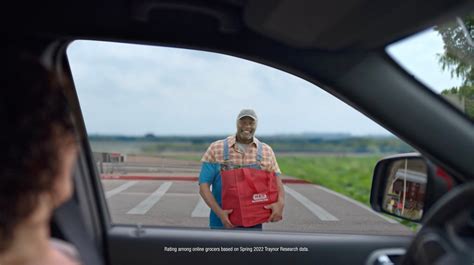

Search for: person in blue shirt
xmin=198 ymin=109 xmax=285 ymax=229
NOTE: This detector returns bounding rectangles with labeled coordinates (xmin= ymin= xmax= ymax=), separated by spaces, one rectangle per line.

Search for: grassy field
xmin=277 ymin=155 xmax=381 ymax=205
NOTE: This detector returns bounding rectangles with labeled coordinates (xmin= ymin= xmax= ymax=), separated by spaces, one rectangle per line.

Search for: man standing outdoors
xmin=198 ymin=109 xmax=285 ymax=230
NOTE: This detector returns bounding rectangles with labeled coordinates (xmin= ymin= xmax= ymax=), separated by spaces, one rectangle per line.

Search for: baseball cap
xmin=237 ymin=109 xmax=258 ymax=122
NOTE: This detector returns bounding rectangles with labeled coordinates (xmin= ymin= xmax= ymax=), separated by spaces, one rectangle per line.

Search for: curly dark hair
xmin=0 ymin=51 xmax=76 ymax=251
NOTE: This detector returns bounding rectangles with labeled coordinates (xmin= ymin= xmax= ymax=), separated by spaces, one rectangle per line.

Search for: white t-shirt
xmin=50 ymin=238 xmax=81 ymax=264
xmin=236 ymin=142 xmax=250 ymax=153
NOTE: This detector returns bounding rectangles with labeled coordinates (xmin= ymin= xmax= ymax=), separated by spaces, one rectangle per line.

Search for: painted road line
xmin=105 ymin=181 xmax=138 ymax=199
xmin=313 ymin=185 xmax=398 ymax=224
xmin=285 ymin=186 xmax=338 ymax=221
xmin=101 ymin=175 xmax=198 ymax=181
xmin=191 ymin=197 xmax=211 ymax=217
xmin=127 ymin=182 xmax=173 ymax=215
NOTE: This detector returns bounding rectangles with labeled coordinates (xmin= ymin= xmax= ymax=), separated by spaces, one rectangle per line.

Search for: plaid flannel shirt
xmin=201 ymin=135 xmax=281 ymax=175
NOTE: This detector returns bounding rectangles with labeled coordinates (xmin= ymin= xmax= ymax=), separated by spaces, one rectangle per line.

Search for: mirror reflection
xmin=383 ymin=158 xmax=427 ymax=221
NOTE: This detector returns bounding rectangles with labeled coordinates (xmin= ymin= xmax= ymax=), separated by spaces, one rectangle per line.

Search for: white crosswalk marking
xmin=191 ymin=197 xmax=211 ymax=217
xmin=127 ymin=182 xmax=173 ymax=215
xmin=313 ymin=185 xmax=398 ymax=224
xmin=285 ymin=186 xmax=339 ymax=221
xmin=105 ymin=181 xmax=138 ymax=199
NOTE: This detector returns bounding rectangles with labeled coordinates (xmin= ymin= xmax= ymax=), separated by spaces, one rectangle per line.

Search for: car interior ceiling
xmin=2 ymin=0 xmax=472 ymax=49
xmin=2 ymin=0 xmax=474 ymax=265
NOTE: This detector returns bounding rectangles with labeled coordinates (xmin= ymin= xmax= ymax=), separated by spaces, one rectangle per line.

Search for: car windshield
xmin=387 ymin=14 xmax=474 ymax=121
xmin=67 ymin=40 xmax=418 ymax=236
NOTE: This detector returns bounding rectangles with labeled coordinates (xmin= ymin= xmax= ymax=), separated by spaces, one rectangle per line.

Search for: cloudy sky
xmin=67 ymin=28 xmax=462 ymax=137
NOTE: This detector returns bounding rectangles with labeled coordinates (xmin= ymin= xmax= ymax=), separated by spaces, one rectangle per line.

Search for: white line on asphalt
xmin=191 ymin=197 xmax=211 ymax=217
xmin=313 ymin=185 xmax=398 ymax=224
xmin=127 ymin=182 xmax=173 ymax=215
xmin=285 ymin=186 xmax=338 ymax=221
xmin=105 ymin=181 xmax=138 ymax=199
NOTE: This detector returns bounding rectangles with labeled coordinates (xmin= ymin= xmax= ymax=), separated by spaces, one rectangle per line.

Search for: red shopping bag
xmin=221 ymin=168 xmax=278 ymax=227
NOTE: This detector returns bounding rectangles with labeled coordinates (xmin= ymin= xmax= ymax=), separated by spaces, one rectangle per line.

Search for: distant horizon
xmin=87 ymin=132 xmax=395 ymax=138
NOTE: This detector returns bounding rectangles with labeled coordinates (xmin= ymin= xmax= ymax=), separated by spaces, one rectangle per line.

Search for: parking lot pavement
xmin=101 ymin=179 xmax=412 ymax=236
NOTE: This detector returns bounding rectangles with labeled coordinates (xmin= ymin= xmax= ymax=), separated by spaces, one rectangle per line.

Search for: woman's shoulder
xmin=49 ymin=238 xmax=82 ymax=265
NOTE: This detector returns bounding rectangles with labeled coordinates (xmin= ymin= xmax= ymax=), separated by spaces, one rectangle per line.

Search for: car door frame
xmin=46 ymin=33 xmax=472 ymax=264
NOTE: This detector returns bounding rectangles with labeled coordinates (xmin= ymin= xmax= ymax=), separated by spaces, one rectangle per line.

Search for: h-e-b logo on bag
xmin=252 ymin=193 xmax=268 ymax=203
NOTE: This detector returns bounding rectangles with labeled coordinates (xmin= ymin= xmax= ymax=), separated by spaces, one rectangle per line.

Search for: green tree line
xmin=436 ymin=15 xmax=474 ymax=118
xmin=89 ymin=135 xmax=413 ymax=154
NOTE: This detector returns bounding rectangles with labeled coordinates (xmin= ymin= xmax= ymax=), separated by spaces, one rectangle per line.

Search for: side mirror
xmin=370 ymin=153 xmax=455 ymax=223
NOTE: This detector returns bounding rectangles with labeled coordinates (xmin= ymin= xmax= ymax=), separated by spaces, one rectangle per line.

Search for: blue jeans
xmin=211 ymin=224 xmax=263 ymax=231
